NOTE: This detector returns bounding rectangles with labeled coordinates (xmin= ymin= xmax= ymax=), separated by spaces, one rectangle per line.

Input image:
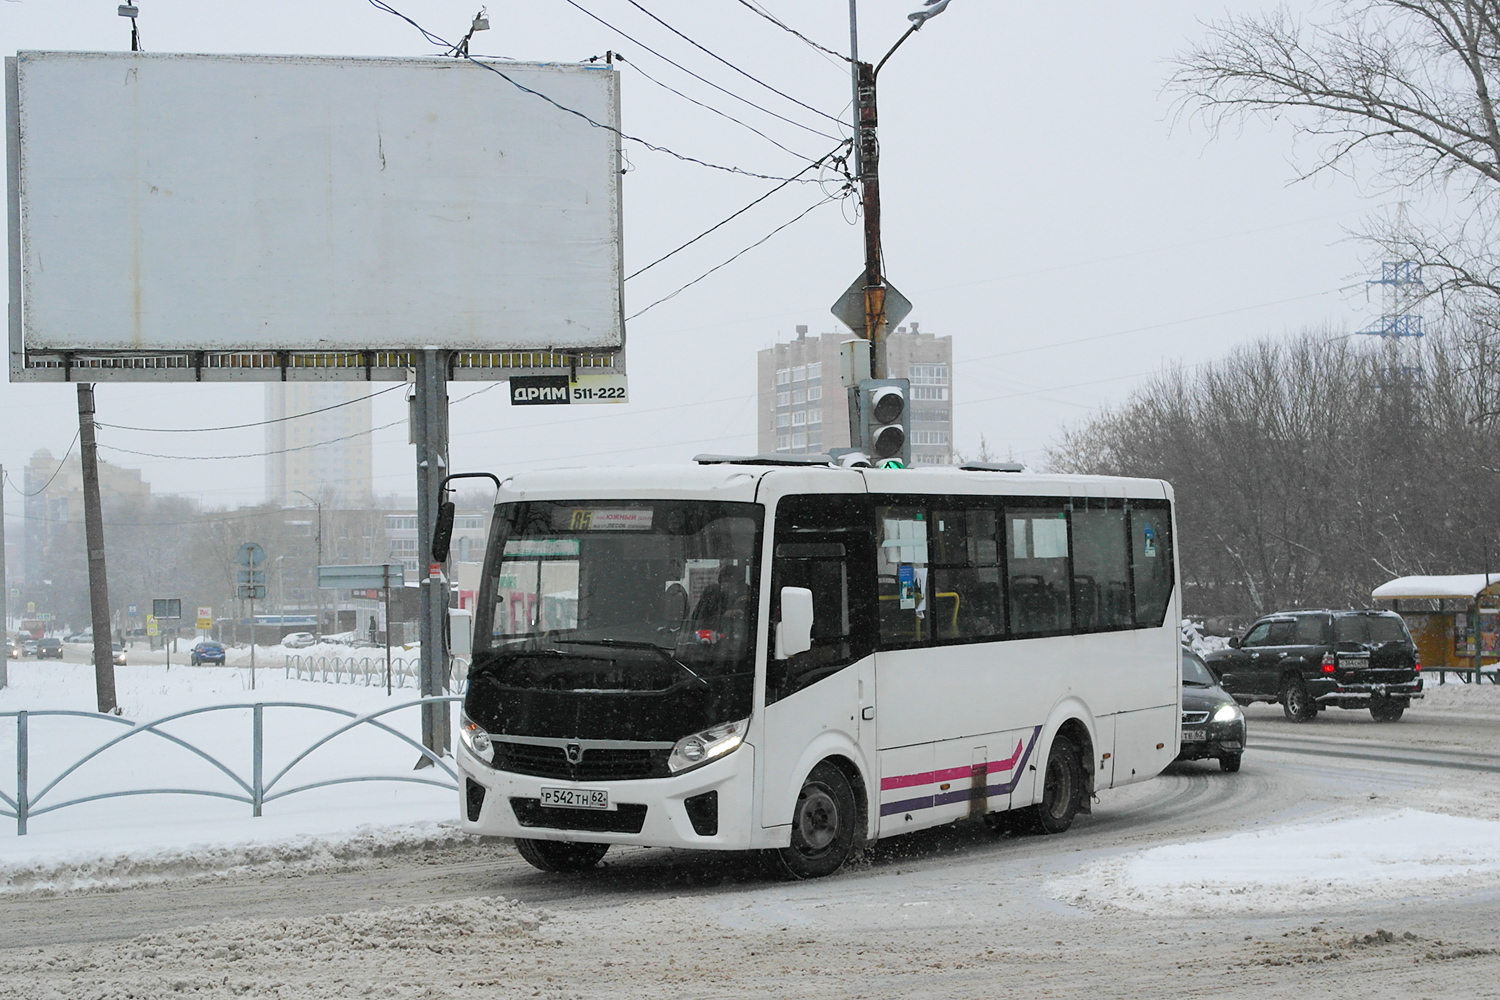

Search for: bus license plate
xmin=539 ymin=787 xmax=610 ymax=810
xmin=1181 ymin=729 xmax=1206 ymax=742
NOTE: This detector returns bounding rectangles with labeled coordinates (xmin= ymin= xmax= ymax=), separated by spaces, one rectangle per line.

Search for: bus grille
xmin=493 ymin=741 xmax=669 ymax=781
xmin=510 ymin=798 xmax=648 ymax=833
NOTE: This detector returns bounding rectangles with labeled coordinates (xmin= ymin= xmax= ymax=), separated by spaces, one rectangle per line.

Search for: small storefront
xmin=1372 ymin=574 xmax=1500 ymax=682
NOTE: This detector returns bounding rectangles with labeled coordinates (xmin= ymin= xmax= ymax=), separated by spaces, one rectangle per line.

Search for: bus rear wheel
xmin=774 ymin=762 xmax=857 ymax=879
xmin=1018 ymin=736 xmax=1082 ymax=835
xmin=513 ymin=838 xmax=609 ymax=873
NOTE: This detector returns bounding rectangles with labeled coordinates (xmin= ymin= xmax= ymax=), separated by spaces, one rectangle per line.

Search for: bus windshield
xmin=468 ymin=500 xmax=763 ymax=738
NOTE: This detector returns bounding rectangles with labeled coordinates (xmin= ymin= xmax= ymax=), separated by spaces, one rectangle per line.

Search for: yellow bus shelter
xmin=1371 ymin=574 xmax=1500 ymax=683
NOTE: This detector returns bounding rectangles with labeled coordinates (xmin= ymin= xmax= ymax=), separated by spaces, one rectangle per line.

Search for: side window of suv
xmin=1293 ymin=615 xmax=1326 ymax=645
xmin=1241 ymin=622 xmax=1273 ymax=647
xmin=1265 ymin=620 xmax=1298 ymax=645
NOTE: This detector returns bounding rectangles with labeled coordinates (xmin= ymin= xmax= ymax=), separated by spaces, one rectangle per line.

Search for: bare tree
xmin=1173 ymin=1 xmax=1500 ymax=305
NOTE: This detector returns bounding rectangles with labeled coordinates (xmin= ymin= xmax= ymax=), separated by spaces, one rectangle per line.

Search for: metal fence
xmin=284 ymin=654 xmax=468 ymax=693
xmin=0 ymin=697 xmax=462 ymax=835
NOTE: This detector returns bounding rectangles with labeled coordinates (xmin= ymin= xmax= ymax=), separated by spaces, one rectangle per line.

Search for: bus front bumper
xmin=457 ymin=742 xmax=757 ymax=851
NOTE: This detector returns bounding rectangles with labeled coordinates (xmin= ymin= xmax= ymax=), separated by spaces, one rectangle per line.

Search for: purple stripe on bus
xmin=878 ymin=726 xmax=1043 ymax=818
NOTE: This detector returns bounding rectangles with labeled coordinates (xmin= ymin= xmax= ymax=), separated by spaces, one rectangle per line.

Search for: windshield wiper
xmin=556 ymin=639 xmax=709 ymax=688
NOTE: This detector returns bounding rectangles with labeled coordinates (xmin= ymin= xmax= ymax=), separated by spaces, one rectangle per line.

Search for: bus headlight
xmin=1212 ymin=703 xmax=1243 ymax=724
xmin=668 ymin=719 xmax=747 ymax=774
xmin=459 ymin=713 xmax=495 ymax=765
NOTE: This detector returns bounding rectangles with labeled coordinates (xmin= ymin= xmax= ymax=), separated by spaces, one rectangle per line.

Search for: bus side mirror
xmin=449 ymin=608 xmax=473 ymax=658
xmin=432 ymin=500 xmax=456 ymax=562
xmin=775 ymin=587 xmax=814 ymax=660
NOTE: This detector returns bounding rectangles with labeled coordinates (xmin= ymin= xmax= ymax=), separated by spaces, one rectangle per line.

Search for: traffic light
xmin=853 ymin=378 xmax=910 ymax=468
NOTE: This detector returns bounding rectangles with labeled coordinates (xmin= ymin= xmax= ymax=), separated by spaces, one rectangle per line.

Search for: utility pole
xmin=294 ymin=490 xmax=324 ymax=636
xmin=77 ymin=384 xmax=118 ymax=714
xmin=412 ymin=350 xmax=451 ymax=763
xmin=854 ymin=58 xmax=887 ymax=378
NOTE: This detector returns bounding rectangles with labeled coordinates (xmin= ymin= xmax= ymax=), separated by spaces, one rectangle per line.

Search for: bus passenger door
xmin=760 ymin=495 xmax=879 ymax=833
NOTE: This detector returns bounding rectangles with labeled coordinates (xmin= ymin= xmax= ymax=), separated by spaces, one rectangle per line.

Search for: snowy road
xmin=2 ymin=699 xmax=1500 ymax=998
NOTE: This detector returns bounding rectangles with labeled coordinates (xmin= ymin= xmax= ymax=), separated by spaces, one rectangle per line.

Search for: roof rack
xmin=959 ymin=462 xmax=1025 ymax=473
xmin=693 ymin=453 xmax=833 ymax=467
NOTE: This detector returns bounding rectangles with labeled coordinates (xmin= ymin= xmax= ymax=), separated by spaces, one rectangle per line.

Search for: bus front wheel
xmin=774 ymin=762 xmax=857 ymax=879
xmin=1019 ymin=736 xmax=1082 ymax=835
xmin=513 ymin=838 xmax=609 ymax=873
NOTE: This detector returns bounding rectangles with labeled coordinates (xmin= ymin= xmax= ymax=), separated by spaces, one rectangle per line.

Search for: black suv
xmin=1204 ymin=610 xmax=1422 ymax=722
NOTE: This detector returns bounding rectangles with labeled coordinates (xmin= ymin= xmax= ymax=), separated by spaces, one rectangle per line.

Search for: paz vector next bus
xmin=452 ymin=458 xmax=1180 ymax=878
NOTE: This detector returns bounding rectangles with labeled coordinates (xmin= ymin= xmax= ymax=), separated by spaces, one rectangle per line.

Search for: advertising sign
xmin=196 ymin=606 xmax=212 ymax=630
xmin=9 ymin=52 xmax=623 ymax=380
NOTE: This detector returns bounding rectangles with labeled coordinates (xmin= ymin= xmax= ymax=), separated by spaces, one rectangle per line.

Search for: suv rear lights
xmin=1321 ymin=652 xmax=1336 ymax=673
xmin=1414 ymin=661 xmax=1422 ymax=673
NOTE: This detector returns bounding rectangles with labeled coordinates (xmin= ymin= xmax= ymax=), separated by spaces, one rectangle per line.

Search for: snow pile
xmin=1417 ymin=680 xmax=1500 ymax=711
xmin=1050 ymin=809 xmax=1500 ymax=915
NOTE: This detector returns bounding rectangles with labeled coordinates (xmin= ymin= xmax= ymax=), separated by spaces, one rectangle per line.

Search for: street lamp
xmin=293 ymin=490 xmax=324 ymax=637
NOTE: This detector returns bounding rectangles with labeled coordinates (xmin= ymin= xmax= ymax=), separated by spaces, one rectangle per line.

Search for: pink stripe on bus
xmin=880 ymin=738 xmax=1026 ymax=792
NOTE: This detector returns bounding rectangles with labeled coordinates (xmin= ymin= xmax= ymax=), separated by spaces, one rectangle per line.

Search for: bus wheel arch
xmin=1052 ymin=717 xmax=1095 ymax=815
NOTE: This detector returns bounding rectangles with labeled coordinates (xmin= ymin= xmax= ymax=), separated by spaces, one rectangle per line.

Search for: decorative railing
xmin=284 ymin=654 xmax=468 ymax=693
xmin=0 ymin=697 xmax=462 ymax=836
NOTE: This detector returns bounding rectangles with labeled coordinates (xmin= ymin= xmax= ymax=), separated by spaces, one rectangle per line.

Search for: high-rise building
xmin=265 ymin=383 xmax=373 ymax=508
xmin=22 ymin=449 xmax=150 ymax=586
xmin=757 ymin=322 xmax=953 ymax=465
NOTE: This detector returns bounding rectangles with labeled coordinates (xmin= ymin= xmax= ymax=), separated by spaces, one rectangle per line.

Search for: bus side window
xmin=768 ymin=495 xmax=876 ymax=705
xmin=878 ymin=507 xmax=929 ymax=645
xmin=1071 ymin=504 xmax=1131 ymax=631
xmin=1130 ymin=505 xmax=1174 ymax=627
xmin=930 ymin=508 xmax=1005 ymax=642
xmin=1007 ymin=506 xmax=1072 ymax=636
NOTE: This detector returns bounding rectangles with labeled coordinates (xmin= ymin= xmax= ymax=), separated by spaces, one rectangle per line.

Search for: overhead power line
xmin=619 ymin=57 xmax=818 ymax=160
xmin=97 ymin=382 xmax=405 ymax=434
xmin=625 ymin=141 xmax=850 ymax=282
xmin=627 ymin=193 xmax=841 ymax=320
xmin=3 ymin=429 xmax=80 ymax=497
xmin=367 ymin=0 xmax=826 ymax=183
xmin=559 ymin=0 xmax=843 ymax=141
xmin=618 ymin=0 xmax=847 ymax=126
xmin=732 ymin=0 xmax=851 ymax=63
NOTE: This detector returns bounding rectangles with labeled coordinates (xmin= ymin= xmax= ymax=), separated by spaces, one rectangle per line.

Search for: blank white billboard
xmin=10 ymin=52 xmax=622 ymax=355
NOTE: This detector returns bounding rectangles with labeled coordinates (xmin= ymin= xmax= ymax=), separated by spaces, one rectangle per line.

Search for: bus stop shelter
xmin=1371 ymin=574 xmax=1500 ymax=684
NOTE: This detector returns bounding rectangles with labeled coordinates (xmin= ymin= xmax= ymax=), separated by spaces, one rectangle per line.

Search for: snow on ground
xmin=1050 ymin=808 xmax=1500 ymax=916
xmin=0 ymin=660 xmax=462 ymax=893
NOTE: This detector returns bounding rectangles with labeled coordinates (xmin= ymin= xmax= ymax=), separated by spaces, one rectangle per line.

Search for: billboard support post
xmin=415 ymin=350 xmax=451 ymax=764
xmin=79 ymin=384 xmax=117 ymax=715
xmin=0 ymin=464 xmax=7 ymax=691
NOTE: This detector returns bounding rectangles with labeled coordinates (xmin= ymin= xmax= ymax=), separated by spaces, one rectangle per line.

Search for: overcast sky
xmin=0 ymin=0 xmax=1395 ymax=520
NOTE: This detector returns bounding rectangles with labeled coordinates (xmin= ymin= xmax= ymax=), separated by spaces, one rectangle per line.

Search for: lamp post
xmin=847 ymin=0 xmax=953 ymax=378
xmin=293 ymin=491 xmax=324 ymax=637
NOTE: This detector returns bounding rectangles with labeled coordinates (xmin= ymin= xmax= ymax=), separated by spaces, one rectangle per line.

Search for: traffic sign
xmin=196 ymin=606 xmax=212 ymax=630
xmin=153 ymin=598 xmax=182 ymax=620
xmin=237 ymin=585 xmax=267 ymax=600
xmin=317 ymin=564 xmax=405 ymax=590
xmin=146 ymin=614 xmax=159 ymax=637
xmin=830 ymin=274 xmax=912 ymax=337
xmin=236 ymin=542 xmax=265 ymax=567
xmin=127 ymin=603 xmax=137 ymax=615
xmin=236 ymin=570 xmax=267 ymax=585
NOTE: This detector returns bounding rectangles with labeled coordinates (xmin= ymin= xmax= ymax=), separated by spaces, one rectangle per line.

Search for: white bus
xmin=454 ymin=460 xmax=1180 ymax=878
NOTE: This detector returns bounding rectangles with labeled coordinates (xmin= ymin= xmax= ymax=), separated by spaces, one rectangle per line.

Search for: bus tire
xmin=513 ymin=838 xmax=609 ymax=873
xmin=1019 ymin=736 xmax=1082 ymax=835
xmin=774 ymin=761 xmax=857 ymax=879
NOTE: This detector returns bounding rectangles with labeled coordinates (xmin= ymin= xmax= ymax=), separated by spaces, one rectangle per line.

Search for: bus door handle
xmin=861 ymin=706 xmax=875 ymax=721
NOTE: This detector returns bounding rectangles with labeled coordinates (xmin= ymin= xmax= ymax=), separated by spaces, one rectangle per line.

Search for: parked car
xmin=63 ymin=630 xmax=92 ymax=643
xmin=1204 ymin=609 xmax=1422 ymax=722
xmin=282 ymin=632 xmax=317 ymax=649
xmin=34 ymin=637 xmax=64 ymax=659
xmin=190 ymin=640 xmax=226 ymax=665
xmin=1179 ymin=646 xmax=1246 ymax=771
xmin=90 ymin=642 xmax=127 ymax=666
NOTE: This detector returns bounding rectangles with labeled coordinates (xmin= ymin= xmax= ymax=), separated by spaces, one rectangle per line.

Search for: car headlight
xmin=458 ymin=713 xmax=495 ymax=765
xmin=668 ymin=719 xmax=747 ymax=774
xmin=1212 ymin=703 xmax=1243 ymax=723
